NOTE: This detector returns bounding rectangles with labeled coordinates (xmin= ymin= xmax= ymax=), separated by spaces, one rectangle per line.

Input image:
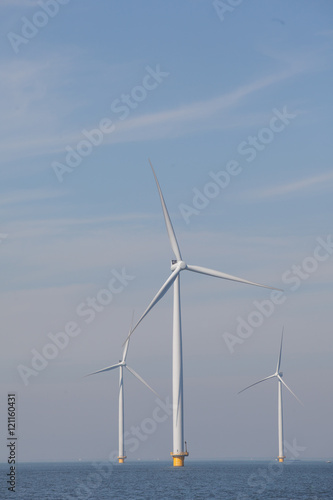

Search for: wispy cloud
xmin=0 ymin=58 xmax=72 ymax=159
xmin=0 ymin=56 xmax=313 ymax=166
xmin=0 ymin=188 xmax=69 ymax=207
xmin=0 ymin=213 xmax=158 ymax=239
xmin=0 ymin=212 xmax=164 ymax=292
xmin=105 ymin=63 xmax=310 ymax=144
xmin=243 ymin=171 xmax=333 ymax=201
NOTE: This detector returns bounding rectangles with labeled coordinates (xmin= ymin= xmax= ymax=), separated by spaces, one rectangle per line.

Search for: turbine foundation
xmin=278 ymin=456 xmax=285 ymax=463
xmin=118 ymin=456 xmax=126 ymax=464
xmin=170 ymin=451 xmax=189 ymax=467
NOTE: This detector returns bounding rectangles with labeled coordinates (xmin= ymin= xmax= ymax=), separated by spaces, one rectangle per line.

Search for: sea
xmin=1 ymin=460 xmax=332 ymax=499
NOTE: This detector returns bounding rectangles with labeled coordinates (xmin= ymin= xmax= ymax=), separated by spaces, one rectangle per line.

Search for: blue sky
xmin=1 ymin=0 xmax=333 ymax=463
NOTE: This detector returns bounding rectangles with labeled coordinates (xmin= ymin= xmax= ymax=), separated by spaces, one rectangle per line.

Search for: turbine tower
xmin=127 ymin=160 xmax=280 ymax=466
xmin=238 ymin=329 xmax=302 ymax=462
xmin=86 ymin=323 xmax=158 ymax=464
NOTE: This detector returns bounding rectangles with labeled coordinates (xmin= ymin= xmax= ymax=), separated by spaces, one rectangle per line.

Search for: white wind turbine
xmin=126 ymin=160 xmax=281 ymax=466
xmin=86 ymin=321 xmax=158 ymax=464
xmin=238 ymin=329 xmax=302 ymax=462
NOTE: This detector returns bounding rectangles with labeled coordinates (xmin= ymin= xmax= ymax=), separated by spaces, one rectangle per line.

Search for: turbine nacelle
xmin=171 ymin=259 xmax=187 ymax=271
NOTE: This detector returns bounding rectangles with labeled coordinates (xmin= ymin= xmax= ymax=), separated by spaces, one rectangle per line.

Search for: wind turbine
xmin=126 ymin=160 xmax=281 ymax=466
xmin=86 ymin=321 xmax=158 ymax=464
xmin=238 ymin=329 xmax=302 ymax=462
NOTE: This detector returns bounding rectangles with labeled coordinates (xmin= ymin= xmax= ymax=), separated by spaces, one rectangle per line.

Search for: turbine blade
xmin=149 ymin=159 xmax=182 ymax=261
xmin=126 ymin=366 xmax=159 ymax=397
xmin=122 ymin=310 xmax=135 ymax=362
xmin=85 ymin=362 xmax=121 ymax=377
xmin=122 ymin=339 xmax=130 ymax=364
xmin=125 ymin=266 xmax=181 ymax=343
xmin=277 ymin=327 xmax=284 ymax=373
xmin=186 ymin=264 xmax=282 ymax=291
xmin=238 ymin=374 xmax=276 ymax=394
xmin=278 ymin=375 xmax=303 ymax=406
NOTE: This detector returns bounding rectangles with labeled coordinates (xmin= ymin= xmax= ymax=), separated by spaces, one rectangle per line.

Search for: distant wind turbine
xmin=86 ymin=319 xmax=158 ymax=464
xmin=238 ymin=329 xmax=302 ymax=462
xmin=126 ymin=160 xmax=281 ymax=466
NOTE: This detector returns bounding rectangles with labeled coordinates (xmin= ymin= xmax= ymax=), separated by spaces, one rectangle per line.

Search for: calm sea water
xmin=1 ymin=460 xmax=332 ymax=499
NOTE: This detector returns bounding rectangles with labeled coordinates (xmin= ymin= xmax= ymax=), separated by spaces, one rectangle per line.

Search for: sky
xmin=0 ymin=0 xmax=333 ymax=464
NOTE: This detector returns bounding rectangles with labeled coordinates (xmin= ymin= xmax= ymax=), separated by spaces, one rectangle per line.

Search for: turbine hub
xmin=171 ymin=260 xmax=186 ymax=270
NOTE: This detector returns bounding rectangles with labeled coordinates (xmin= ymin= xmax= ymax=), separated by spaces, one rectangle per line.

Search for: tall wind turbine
xmin=127 ymin=160 xmax=281 ymax=466
xmin=238 ymin=329 xmax=302 ymax=462
xmin=86 ymin=324 xmax=158 ymax=464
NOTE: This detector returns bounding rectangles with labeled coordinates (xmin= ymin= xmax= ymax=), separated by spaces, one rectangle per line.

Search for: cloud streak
xmin=0 ymin=188 xmax=69 ymax=208
xmin=0 ymin=56 xmax=313 ymax=166
xmin=243 ymin=171 xmax=333 ymax=201
xmin=105 ymin=63 xmax=310 ymax=144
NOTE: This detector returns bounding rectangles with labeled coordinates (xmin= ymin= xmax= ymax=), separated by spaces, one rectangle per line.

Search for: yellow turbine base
xmin=118 ymin=456 xmax=126 ymax=464
xmin=173 ymin=456 xmax=184 ymax=467
xmin=278 ymin=456 xmax=285 ymax=463
xmin=170 ymin=451 xmax=189 ymax=467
